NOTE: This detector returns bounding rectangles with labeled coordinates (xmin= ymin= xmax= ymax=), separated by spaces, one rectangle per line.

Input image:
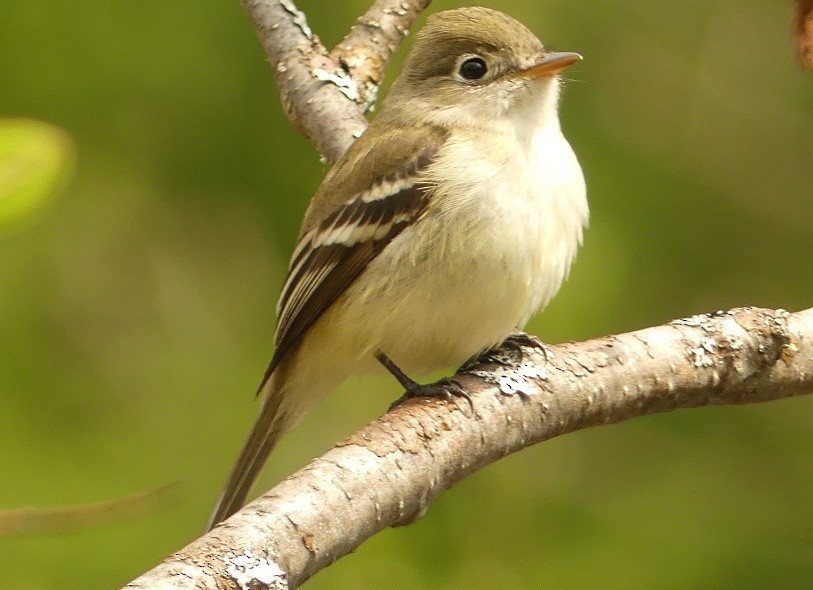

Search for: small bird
xmin=207 ymin=6 xmax=588 ymax=530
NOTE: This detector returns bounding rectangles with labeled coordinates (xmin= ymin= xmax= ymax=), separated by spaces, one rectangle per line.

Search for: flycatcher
xmin=208 ymin=6 xmax=588 ymax=530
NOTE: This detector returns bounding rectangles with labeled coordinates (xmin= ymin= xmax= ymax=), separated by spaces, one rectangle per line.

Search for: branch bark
xmin=241 ymin=0 xmax=429 ymax=163
xmin=124 ymin=307 xmax=813 ymax=589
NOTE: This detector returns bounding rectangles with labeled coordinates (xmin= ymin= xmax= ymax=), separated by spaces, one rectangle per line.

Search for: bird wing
xmin=260 ymin=124 xmax=448 ymax=387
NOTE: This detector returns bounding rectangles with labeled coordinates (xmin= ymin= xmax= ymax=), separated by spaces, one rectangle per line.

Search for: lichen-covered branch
xmin=330 ymin=0 xmax=432 ymax=112
xmin=239 ymin=0 xmax=364 ymax=162
xmin=240 ymin=0 xmax=429 ymax=163
xmin=123 ymin=307 xmax=813 ymax=590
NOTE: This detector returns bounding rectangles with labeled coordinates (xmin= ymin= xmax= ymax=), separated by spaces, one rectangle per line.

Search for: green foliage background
xmin=1 ymin=1 xmax=811 ymax=587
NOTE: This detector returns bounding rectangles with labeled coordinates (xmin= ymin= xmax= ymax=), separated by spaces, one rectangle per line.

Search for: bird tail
xmin=205 ymin=382 xmax=293 ymax=531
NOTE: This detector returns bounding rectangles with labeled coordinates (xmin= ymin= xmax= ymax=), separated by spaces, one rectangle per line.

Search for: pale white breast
xmin=318 ymin=122 xmax=587 ymax=377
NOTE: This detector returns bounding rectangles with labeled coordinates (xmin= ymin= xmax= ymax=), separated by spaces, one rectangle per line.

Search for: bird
xmin=207 ymin=6 xmax=588 ymax=530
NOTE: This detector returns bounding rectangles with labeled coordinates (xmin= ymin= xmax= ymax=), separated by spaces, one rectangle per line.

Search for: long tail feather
xmin=206 ymin=390 xmax=289 ymax=531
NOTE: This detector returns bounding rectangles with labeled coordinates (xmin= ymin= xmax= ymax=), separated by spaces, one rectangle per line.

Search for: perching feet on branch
xmin=376 ymin=352 xmax=473 ymax=410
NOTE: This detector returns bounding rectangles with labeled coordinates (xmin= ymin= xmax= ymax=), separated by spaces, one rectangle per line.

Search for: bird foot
xmin=389 ymin=376 xmax=472 ymax=410
xmin=502 ymin=332 xmax=551 ymax=362
xmin=461 ymin=332 xmax=550 ymax=370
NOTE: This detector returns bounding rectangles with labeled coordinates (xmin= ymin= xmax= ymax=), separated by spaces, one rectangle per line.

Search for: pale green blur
xmin=0 ymin=1 xmax=811 ymax=588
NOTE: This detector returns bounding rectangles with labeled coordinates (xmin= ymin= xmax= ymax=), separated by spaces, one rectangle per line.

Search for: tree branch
xmin=123 ymin=307 xmax=813 ymax=589
xmin=240 ymin=0 xmax=429 ymax=163
xmin=330 ymin=0 xmax=431 ymax=110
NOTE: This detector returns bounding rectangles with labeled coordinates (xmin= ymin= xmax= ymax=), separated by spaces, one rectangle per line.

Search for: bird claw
xmin=500 ymin=332 xmax=551 ymax=363
xmin=462 ymin=333 xmax=550 ymax=369
xmin=389 ymin=377 xmax=473 ymax=412
xmin=503 ymin=332 xmax=546 ymax=351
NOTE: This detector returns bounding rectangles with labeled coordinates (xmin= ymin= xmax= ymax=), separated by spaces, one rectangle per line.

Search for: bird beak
xmin=517 ymin=52 xmax=582 ymax=78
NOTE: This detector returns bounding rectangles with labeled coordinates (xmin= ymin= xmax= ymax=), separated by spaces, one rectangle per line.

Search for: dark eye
xmin=459 ymin=57 xmax=487 ymax=80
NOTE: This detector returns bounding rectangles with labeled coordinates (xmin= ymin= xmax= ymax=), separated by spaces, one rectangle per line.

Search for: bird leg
xmin=376 ymin=352 xmax=472 ymax=410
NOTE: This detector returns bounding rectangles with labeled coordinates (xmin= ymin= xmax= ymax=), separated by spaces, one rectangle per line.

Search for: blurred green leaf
xmin=0 ymin=118 xmax=73 ymax=226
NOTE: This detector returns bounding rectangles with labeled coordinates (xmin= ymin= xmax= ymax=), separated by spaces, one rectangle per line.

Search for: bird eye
xmin=458 ymin=57 xmax=487 ymax=80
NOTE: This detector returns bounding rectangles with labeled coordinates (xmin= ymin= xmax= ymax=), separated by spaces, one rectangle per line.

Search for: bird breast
xmin=330 ymin=123 xmax=588 ymax=376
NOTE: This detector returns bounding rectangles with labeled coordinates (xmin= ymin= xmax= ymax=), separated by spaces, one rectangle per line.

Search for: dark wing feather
xmin=259 ymin=127 xmax=446 ymax=388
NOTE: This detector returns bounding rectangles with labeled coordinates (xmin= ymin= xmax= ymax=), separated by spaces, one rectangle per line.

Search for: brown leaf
xmin=795 ymin=0 xmax=813 ymax=70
